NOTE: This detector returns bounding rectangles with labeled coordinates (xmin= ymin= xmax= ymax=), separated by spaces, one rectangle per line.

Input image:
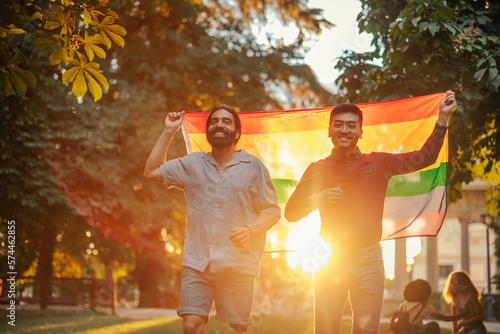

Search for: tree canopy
xmin=0 ymin=0 xmax=126 ymax=101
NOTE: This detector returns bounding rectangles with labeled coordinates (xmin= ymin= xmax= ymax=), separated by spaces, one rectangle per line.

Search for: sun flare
xmin=284 ymin=210 xmax=332 ymax=274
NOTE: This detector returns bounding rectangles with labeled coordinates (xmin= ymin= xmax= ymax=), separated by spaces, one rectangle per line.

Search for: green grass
xmin=0 ymin=309 xmax=466 ymax=334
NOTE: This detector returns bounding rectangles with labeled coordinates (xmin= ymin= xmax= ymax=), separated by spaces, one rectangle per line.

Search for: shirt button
xmin=215 ymin=203 xmax=218 ymax=207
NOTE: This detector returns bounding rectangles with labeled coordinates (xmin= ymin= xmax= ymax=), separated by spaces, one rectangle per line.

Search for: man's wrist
xmin=436 ymin=121 xmax=448 ymax=129
xmin=245 ymin=225 xmax=253 ymax=237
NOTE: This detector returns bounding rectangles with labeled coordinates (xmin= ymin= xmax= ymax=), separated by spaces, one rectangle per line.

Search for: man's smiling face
xmin=329 ymin=112 xmax=363 ymax=154
xmin=206 ymin=109 xmax=240 ymax=149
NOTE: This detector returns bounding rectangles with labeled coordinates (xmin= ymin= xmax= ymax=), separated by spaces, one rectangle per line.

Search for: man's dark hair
xmin=403 ymin=279 xmax=432 ymax=303
xmin=330 ymin=103 xmax=363 ymax=127
xmin=205 ymin=105 xmax=241 ymax=145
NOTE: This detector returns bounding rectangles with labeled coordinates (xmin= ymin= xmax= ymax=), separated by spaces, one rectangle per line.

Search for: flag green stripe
xmin=271 ymin=179 xmax=299 ymax=204
xmin=386 ymin=162 xmax=447 ymax=197
xmin=271 ymin=163 xmax=446 ymax=204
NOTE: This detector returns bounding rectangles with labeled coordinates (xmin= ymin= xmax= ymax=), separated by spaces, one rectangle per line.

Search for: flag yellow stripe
xmin=185 ymin=116 xmax=447 ymax=180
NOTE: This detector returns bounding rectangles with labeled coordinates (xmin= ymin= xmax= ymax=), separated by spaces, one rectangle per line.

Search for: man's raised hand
xmin=164 ymin=111 xmax=185 ymax=131
xmin=438 ymin=91 xmax=457 ymax=124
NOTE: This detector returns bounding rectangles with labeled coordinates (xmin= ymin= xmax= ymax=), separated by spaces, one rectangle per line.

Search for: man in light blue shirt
xmin=144 ymin=105 xmax=281 ymax=334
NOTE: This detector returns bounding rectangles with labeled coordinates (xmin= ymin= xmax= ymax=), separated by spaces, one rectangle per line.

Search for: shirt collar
xmin=331 ymin=146 xmax=362 ymax=160
xmin=203 ymin=149 xmax=251 ymax=166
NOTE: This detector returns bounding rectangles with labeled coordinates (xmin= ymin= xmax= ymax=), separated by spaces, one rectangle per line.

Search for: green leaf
xmin=84 ymin=44 xmax=95 ymax=61
xmin=89 ymin=44 xmax=106 ymax=59
xmin=428 ymin=22 xmax=439 ymax=36
xmin=7 ymin=27 xmax=25 ymax=34
xmin=72 ymin=70 xmax=87 ymax=97
xmin=62 ymin=66 xmax=80 ymax=84
xmin=477 ymin=16 xmax=491 ymax=25
xmin=443 ymin=23 xmax=456 ymax=34
xmin=476 ymin=58 xmax=487 ymax=69
xmin=85 ymin=65 xmax=109 ymax=89
xmin=10 ymin=52 xmax=28 ymax=65
xmin=104 ymin=29 xmax=125 ymax=48
xmin=67 ymin=56 xmax=80 ymax=66
xmin=97 ymin=16 xmax=127 ymax=48
xmin=32 ymin=11 xmax=44 ymax=21
xmin=74 ymin=51 xmax=88 ymax=65
xmin=10 ymin=70 xmax=27 ymax=95
xmin=411 ymin=17 xmax=421 ymax=27
xmin=49 ymin=47 xmax=64 ymax=65
xmin=84 ymin=71 xmax=103 ymax=101
xmin=44 ymin=20 xmax=62 ymax=30
xmin=1 ymin=72 xmax=13 ymax=96
xmin=81 ymin=32 xmax=106 ymax=61
xmin=474 ymin=68 xmax=487 ymax=81
xmin=490 ymin=67 xmax=499 ymax=81
xmin=418 ymin=21 xmax=429 ymax=32
xmin=33 ymin=36 xmax=58 ymax=48
xmin=485 ymin=199 xmax=499 ymax=217
xmin=11 ymin=68 xmax=37 ymax=87
xmin=489 ymin=58 xmax=497 ymax=68
xmin=492 ymin=75 xmax=500 ymax=89
xmin=100 ymin=16 xmax=127 ymax=35
xmin=463 ymin=91 xmax=473 ymax=101
xmin=83 ymin=9 xmax=99 ymax=25
xmin=99 ymin=29 xmax=112 ymax=49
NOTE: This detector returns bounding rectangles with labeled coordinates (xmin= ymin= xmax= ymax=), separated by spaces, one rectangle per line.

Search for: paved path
xmin=115 ymin=307 xmax=178 ymax=319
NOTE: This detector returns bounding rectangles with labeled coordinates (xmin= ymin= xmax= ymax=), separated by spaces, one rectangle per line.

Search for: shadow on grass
xmin=0 ymin=309 xmax=460 ymax=334
xmin=0 ymin=309 xmax=180 ymax=334
xmin=1 ymin=309 xmax=314 ymax=334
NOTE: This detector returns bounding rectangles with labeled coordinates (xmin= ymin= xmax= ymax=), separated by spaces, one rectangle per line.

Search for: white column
xmin=426 ymin=237 xmax=439 ymax=291
xmin=460 ymin=218 xmax=470 ymax=273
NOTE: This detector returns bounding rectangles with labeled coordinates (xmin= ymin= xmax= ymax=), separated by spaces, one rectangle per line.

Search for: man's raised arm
xmin=143 ymin=111 xmax=185 ymax=183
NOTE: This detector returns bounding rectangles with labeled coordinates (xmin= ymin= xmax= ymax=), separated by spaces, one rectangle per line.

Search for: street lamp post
xmin=480 ymin=212 xmax=495 ymax=322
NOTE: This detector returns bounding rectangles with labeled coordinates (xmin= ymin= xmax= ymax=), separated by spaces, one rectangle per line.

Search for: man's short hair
xmin=330 ymin=103 xmax=363 ymax=126
xmin=205 ymin=105 xmax=241 ymax=144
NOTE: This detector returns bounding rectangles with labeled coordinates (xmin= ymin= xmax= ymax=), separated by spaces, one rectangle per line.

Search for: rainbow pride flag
xmin=181 ymin=93 xmax=447 ymax=241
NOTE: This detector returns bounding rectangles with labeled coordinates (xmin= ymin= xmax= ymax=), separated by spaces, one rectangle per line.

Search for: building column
xmin=392 ymin=238 xmax=408 ymax=300
xmin=426 ymin=237 xmax=439 ymax=291
xmin=460 ymin=218 xmax=470 ymax=273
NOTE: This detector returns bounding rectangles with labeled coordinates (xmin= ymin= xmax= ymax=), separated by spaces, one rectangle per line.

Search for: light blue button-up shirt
xmin=160 ymin=149 xmax=280 ymax=276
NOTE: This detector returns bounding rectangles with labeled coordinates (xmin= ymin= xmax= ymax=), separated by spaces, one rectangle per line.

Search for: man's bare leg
xmin=230 ymin=323 xmax=248 ymax=333
xmin=183 ymin=314 xmax=207 ymax=334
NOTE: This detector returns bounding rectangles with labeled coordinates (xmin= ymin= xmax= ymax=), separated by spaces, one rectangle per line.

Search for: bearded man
xmin=144 ymin=105 xmax=280 ymax=334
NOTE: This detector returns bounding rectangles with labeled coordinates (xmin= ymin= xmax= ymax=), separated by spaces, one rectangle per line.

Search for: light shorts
xmin=177 ymin=265 xmax=255 ymax=325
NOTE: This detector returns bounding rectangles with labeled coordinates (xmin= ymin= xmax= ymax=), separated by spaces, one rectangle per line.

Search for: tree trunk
xmin=37 ymin=224 xmax=56 ymax=309
xmin=136 ymin=253 xmax=162 ymax=308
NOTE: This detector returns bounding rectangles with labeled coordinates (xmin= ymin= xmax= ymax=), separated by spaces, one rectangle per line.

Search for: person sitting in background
xmin=443 ymin=271 xmax=486 ymax=334
xmin=396 ymin=279 xmax=462 ymax=334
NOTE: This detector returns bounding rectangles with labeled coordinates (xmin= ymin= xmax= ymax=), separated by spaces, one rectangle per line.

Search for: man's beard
xmin=207 ymin=127 xmax=237 ymax=149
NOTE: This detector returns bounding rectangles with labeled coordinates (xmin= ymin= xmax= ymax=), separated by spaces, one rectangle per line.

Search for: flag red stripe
xmin=182 ymin=93 xmax=446 ymax=135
